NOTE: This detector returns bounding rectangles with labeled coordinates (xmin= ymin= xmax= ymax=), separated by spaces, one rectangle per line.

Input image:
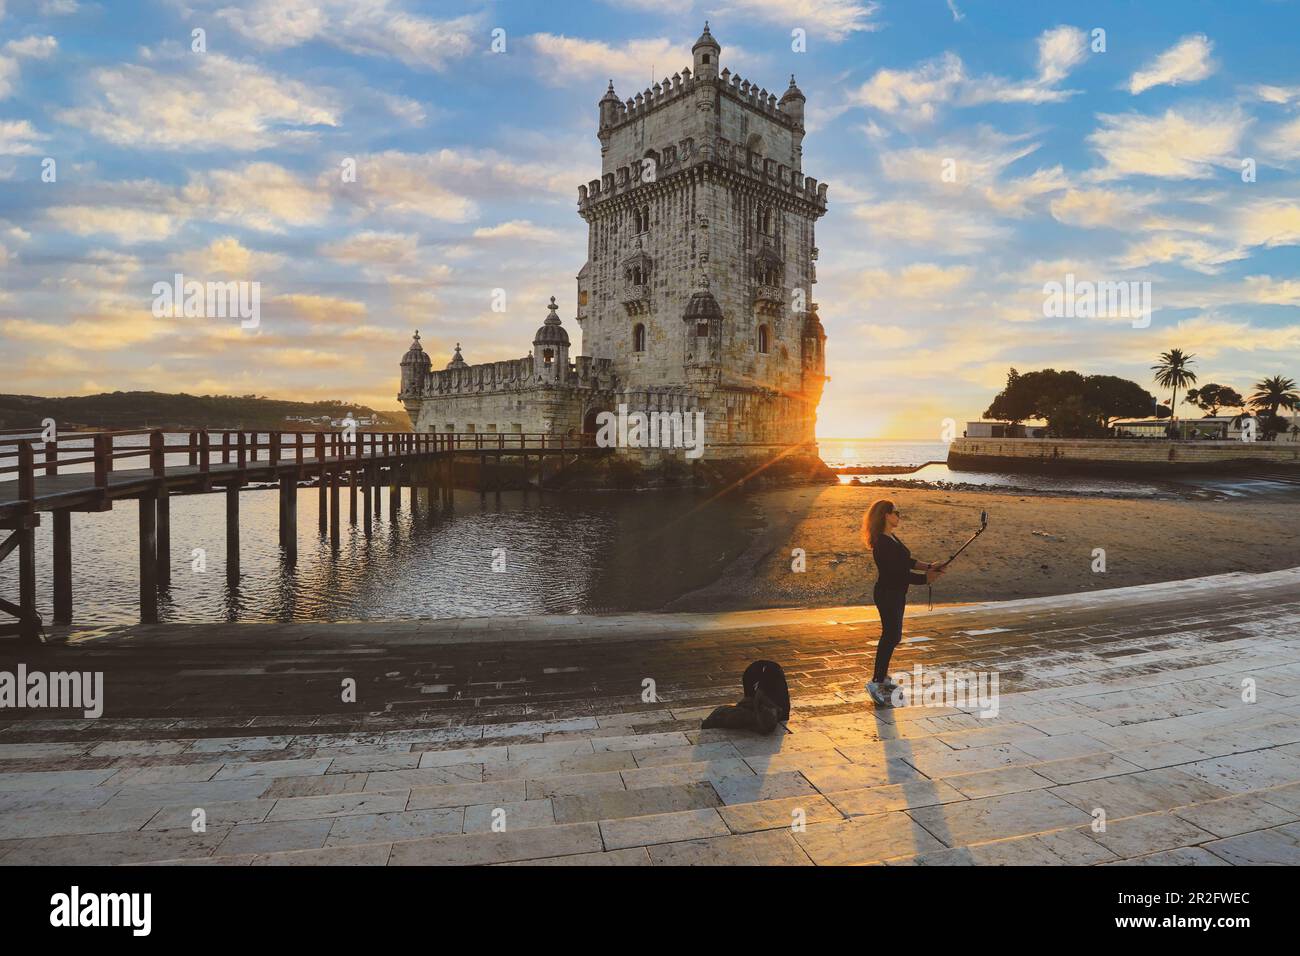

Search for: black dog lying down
xmin=701 ymin=660 xmax=790 ymax=735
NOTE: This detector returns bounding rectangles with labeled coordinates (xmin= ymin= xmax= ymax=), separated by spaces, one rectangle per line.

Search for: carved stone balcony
xmin=621 ymin=283 xmax=651 ymax=315
xmin=754 ymin=284 xmax=785 ymax=315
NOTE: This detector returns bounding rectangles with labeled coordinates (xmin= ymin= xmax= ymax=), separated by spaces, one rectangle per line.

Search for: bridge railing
xmin=0 ymin=428 xmax=599 ymax=488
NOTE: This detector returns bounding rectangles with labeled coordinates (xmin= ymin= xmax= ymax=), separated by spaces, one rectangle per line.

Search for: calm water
xmin=1 ymin=485 xmax=761 ymax=626
xmin=5 ymin=434 xmax=1285 ymax=625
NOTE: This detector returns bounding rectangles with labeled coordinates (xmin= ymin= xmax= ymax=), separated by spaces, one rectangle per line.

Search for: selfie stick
xmin=929 ymin=510 xmax=988 ymax=610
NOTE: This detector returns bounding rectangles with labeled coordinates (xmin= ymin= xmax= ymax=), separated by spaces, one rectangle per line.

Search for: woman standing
xmin=862 ymin=498 xmax=946 ymax=707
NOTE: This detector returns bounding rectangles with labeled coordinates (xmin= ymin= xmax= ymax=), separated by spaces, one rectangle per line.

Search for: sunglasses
xmin=889 ymin=509 xmax=902 ymax=517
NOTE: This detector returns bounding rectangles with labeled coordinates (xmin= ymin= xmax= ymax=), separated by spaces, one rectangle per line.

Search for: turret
xmin=532 ymin=296 xmax=571 ymax=385
xmin=800 ymin=306 xmax=828 ymax=403
xmin=599 ymin=80 xmax=621 ymax=129
xmin=692 ymin=22 xmax=720 ymax=81
xmin=399 ymin=330 xmax=431 ymax=399
xmin=779 ymin=74 xmax=806 ymax=127
xmin=683 ymin=279 xmax=724 ymax=383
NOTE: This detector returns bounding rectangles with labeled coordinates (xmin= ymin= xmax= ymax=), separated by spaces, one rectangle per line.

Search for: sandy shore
xmin=667 ymin=484 xmax=1300 ymax=611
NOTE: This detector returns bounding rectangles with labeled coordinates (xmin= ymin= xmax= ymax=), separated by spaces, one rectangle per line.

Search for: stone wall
xmin=948 ymin=437 xmax=1300 ymax=470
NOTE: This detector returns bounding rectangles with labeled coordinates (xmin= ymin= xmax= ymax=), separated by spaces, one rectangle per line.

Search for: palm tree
xmin=1151 ymin=349 xmax=1198 ymax=433
xmin=1248 ymin=375 xmax=1300 ymax=438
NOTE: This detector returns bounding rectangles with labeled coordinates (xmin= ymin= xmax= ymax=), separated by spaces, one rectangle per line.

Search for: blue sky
xmin=1 ymin=0 xmax=1298 ymax=438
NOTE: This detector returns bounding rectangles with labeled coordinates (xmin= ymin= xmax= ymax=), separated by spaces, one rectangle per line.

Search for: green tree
xmin=983 ymin=368 xmax=1157 ymax=437
xmin=1151 ymin=349 xmax=1197 ymax=426
xmin=1248 ymin=376 xmax=1300 ymax=440
xmin=1184 ymin=383 xmax=1243 ymax=416
xmin=1085 ymin=375 xmax=1161 ymax=428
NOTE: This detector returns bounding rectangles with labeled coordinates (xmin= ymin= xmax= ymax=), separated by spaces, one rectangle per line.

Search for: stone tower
xmin=400 ymin=25 xmax=828 ymax=466
xmin=575 ymin=23 xmax=829 ymax=452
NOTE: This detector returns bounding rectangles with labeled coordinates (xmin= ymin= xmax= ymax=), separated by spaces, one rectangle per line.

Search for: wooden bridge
xmin=0 ymin=428 xmax=606 ymax=640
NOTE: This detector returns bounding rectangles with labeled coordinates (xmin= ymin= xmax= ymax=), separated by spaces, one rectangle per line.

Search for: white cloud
xmin=322 ymin=230 xmax=421 ymax=266
xmin=203 ymin=0 xmax=479 ymax=70
xmin=183 ymin=162 xmax=331 ymax=233
xmin=1086 ymin=106 xmax=1248 ymax=180
xmin=333 ymin=149 xmax=583 ymax=224
xmin=0 ymin=34 xmax=56 ymax=99
xmin=0 ymin=118 xmax=44 ymax=155
xmin=472 ymin=220 xmax=563 ymax=242
xmin=855 ymin=263 xmax=974 ymax=302
xmin=273 ymin=293 xmax=368 ymax=325
xmin=57 ymin=51 xmax=338 ymax=151
xmin=1129 ymin=34 xmax=1216 ymax=95
xmin=194 ymin=237 xmax=285 ymax=276
xmin=850 ymin=26 xmax=1087 ymax=122
xmin=47 ymin=206 xmax=180 ymax=243
xmin=716 ymin=1 xmax=882 ymax=41
xmin=851 ymin=198 xmax=1008 ymax=254
xmin=1050 ymin=187 xmax=1160 ymax=228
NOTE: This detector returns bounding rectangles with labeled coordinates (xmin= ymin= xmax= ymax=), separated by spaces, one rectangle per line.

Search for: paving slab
xmin=648 ymin=829 xmax=814 ymax=865
xmin=324 ymin=808 xmax=465 ymax=846
xmin=386 ymin=822 xmax=603 ymax=865
xmin=599 ymin=808 xmax=730 ymax=850
xmin=908 ymin=789 xmax=1094 ymax=847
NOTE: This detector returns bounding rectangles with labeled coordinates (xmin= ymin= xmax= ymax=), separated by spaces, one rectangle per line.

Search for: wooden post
xmin=329 ymin=468 xmax=340 ymax=550
xmin=362 ymin=466 xmax=373 ymax=536
xmin=374 ymin=462 xmax=382 ymax=518
xmin=317 ymin=432 xmax=327 ymax=536
xmin=349 ymin=468 xmax=358 ymax=525
xmin=389 ymin=465 xmax=400 ymax=519
xmin=53 ymin=509 xmax=71 ymax=625
xmin=226 ymin=483 xmax=240 ymax=587
xmin=44 ymin=434 xmax=58 ymax=476
xmin=156 ymin=492 xmax=171 ymax=588
xmin=17 ymin=443 xmax=39 ymax=640
xmin=138 ymin=494 xmax=158 ymax=624
xmin=280 ymin=474 xmax=297 ymax=561
xmin=151 ymin=431 xmax=170 ymax=589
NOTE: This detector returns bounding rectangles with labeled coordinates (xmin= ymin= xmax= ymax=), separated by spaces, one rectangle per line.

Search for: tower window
xmin=696 ymin=322 xmax=709 ymax=338
xmin=758 ymin=325 xmax=770 ymax=354
xmin=543 ymin=348 xmax=554 ymax=365
xmin=633 ymin=323 xmax=646 ymax=352
xmin=702 ymin=54 xmax=711 ymax=64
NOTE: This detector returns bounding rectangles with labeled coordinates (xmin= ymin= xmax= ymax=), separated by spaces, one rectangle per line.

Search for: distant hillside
xmin=0 ymin=392 xmax=410 ymax=431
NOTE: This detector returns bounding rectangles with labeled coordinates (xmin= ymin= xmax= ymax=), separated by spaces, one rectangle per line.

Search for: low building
xmin=965 ymin=421 xmax=1047 ymax=438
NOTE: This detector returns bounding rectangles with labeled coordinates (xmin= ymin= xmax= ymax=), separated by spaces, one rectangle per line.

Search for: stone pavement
xmin=1 ymin=569 xmax=1299 ymax=865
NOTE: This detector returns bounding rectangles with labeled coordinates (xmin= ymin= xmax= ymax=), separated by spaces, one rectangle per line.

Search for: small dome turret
xmin=692 ymin=21 xmax=720 ymax=79
xmin=599 ymin=79 xmax=621 ymax=128
xmin=780 ymin=74 xmax=807 ymax=125
xmin=533 ymin=296 xmax=571 ymax=347
xmin=401 ymin=330 xmax=431 ymax=369
xmin=683 ymin=289 xmax=723 ymax=322
xmin=445 ymin=342 xmax=467 ymax=369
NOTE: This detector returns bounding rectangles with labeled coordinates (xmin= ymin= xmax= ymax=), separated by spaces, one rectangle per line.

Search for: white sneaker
xmin=865 ymin=681 xmax=892 ymax=707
